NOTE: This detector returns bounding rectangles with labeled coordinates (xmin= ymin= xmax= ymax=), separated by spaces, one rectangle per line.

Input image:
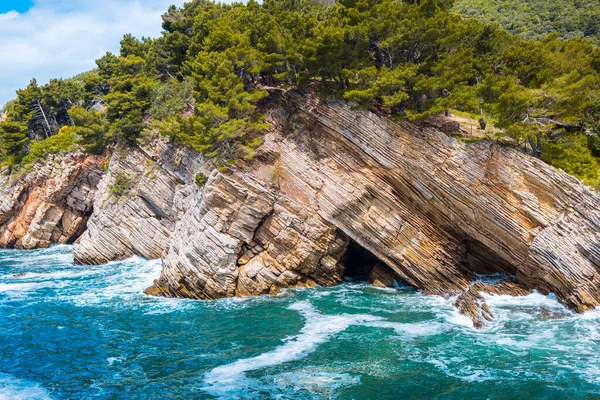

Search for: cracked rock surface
xmin=0 ymin=152 xmax=104 ymax=249
xmin=141 ymin=92 xmax=600 ymax=326
xmin=73 ymin=135 xmax=206 ymax=264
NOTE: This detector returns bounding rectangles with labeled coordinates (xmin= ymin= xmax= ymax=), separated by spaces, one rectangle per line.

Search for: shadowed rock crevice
xmin=343 ymin=240 xmax=379 ymax=280
xmin=462 ymin=238 xmax=518 ymax=277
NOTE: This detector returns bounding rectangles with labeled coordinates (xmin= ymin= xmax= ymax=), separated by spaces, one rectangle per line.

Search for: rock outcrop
xmin=73 ymin=135 xmax=206 ymax=264
xmin=3 ymin=91 xmax=599 ymax=327
xmin=31 ymin=90 xmax=594 ymax=327
xmin=454 ymin=280 xmax=531 ymax=328
xmin=137 ymin=91 xmax=600 ymax=326
xmin=0 ymin=152 xmax=104 ymax=249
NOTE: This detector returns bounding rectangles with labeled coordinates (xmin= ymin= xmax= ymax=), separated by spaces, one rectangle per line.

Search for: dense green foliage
xmin=1 ymin=0 xmax=599 ymax=187
xmin=21 ymin=127 xmax=77 ymax=167
xmin=454 ymin=0 xmax=600 ymax=43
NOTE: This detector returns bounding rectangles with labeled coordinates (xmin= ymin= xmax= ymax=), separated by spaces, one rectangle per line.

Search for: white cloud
xmin=0 ymin=0 xmax=187 ymax=108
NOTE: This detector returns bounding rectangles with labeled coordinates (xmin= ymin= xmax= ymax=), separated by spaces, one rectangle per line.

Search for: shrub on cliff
xmin=109 ymin=172 xmax=133 ymax=200
xmin=195 ymin=173 xmax=207 ymax=186
xmin=0 ymin=121 xmax=28 ymax=167
xmin=21 ymin=127 xmax=77 ymax=167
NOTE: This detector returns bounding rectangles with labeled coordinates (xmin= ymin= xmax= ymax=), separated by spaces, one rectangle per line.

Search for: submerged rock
xmin=454 ymin=280 xmax=532 ymax=328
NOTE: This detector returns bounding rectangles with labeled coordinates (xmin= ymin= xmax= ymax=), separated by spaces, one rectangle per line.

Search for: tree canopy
xmin=1 ymin=0 xmax=599 ymax=187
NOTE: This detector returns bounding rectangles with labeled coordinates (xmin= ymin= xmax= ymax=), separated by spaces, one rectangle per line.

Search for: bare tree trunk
xmin=34 ymin=100 xmax=51 ymax=138
xmin=528 ymin=133 xmax=542 ymax=158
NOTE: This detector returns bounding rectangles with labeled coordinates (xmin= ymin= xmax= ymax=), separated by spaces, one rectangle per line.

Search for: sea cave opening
xmin=341 ymin=239 xmax=409 ymax=289
xmin=342 ymin=240 xmax=384 ymax=281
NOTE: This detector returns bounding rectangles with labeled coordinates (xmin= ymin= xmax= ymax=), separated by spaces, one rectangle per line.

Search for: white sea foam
xmin=445 ymin=306 xmax=477 ymax=329
xmin=274 ymin=370 xmax=361 ymax=395
xmin=71 ymin=257 xmax=162 ymax=306
xmin=0 ymin=373 xmax=52 ymax=400
xmin=107 ymin=357 xmax=125 ymax=366
xmin=482 ymin=291 xmax=566 ymax=309
xmin=0 ymin=281 xmax=56 ymax=294
xmin=362 ymin=320 xmax=447 ymax=337
xmin=8 ymin=268 xmax=98 ymax=281
xmin=0 ymin=245 xmax=73 ymax=265
xmin=444 ymin=290 xmax=573 ymax=332
xmin=202 ymin=301 xmax=382 ymax=397
xmin=426 ymin=358 xmax=495 ymax=383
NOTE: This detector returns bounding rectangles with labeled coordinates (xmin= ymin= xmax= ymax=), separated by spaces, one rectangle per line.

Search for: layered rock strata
xmin=15 ymin=91 xmax=585 ymax=327
xmin=139 ymin=92 xmax=600 ymax=324
xmin=0 ymin=152 xmax=104 ymax=249
xmin=73 ymin=135 xmax=206 ymax=264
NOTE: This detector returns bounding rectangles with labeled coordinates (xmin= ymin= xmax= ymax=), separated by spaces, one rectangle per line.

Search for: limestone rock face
xmin=147 ymin=92 xmax=600 ymax=327
xmin=147 ymin=171 xmax=349 ymax=299
xmin=73 ymin=136 xmax=205 ymax=264
xmin=51 ymin=91 xmax=600 ymax=327
xmin=0 ymin=152 xmax=104 ymax=249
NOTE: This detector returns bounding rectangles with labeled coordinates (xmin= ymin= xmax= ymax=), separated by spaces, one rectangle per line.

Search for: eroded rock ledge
xmin=62 ymin=91 xmax=600 ymax=327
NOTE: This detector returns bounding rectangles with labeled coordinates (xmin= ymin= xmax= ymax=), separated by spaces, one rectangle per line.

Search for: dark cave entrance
xmin=340 ymin=239 xmax=409 ymax=288
xmin=342 ymin=240 xmax=384 ymax=281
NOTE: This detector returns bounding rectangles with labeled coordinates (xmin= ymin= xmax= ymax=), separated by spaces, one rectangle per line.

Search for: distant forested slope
xmin=454 ymin=0 xmax=600 ymax=43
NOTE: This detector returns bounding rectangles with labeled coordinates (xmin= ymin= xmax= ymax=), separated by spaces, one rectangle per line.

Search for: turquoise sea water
xmin=1 ymin=246 xmax=600 ymax=399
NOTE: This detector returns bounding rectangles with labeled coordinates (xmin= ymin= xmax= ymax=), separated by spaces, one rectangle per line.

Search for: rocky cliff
xmin=145 ymin=91 xmax=600 ymax=326
xmin=0 ymin=152 xmax=104 ymax=249
xmin=73 ymin=134 xmax=207 ymax=264
xmin=3 ymin=91 xmax=600 ymax=328
xmin=145 ymin=94 xmax=600 ymax=320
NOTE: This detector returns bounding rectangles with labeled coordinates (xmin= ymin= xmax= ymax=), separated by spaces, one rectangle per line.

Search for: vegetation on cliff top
xmin=1 ymin=0 xmax=599 ymax=187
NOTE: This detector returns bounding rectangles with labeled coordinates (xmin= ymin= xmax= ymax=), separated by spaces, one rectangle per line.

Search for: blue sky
xmin=0 ymin=0 xmax=188 ymax=108
xmin=0 ymin=0 xmax=33 ymax=13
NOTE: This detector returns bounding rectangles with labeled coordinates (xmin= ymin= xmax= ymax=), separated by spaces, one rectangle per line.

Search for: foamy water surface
xmin=0 ymin=246 xmax=599 ymax=399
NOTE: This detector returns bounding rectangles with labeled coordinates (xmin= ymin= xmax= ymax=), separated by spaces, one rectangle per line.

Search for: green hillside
xmin=454 ymin=0 xmax=600 ymax=43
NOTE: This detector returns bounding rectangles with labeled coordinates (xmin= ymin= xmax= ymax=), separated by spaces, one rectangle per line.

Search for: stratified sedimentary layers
xmin=57 ymin=91 xmax=600 ymax=327
xmin=0 ymin=152 xmax=104 ymax=249
xmin=141 ymin=91 xmax=600 ymax=320
xmin=73 ymin=135 xmax=206 ymax=264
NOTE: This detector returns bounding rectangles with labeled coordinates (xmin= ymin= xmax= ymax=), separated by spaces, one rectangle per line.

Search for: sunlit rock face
xmin=73 ymin=135 xmax=206 ymax=265
xmin=65 ymin=91 xmax=600 ymax=327
xmin=0 ymin=152 xmax=104 ymax=249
